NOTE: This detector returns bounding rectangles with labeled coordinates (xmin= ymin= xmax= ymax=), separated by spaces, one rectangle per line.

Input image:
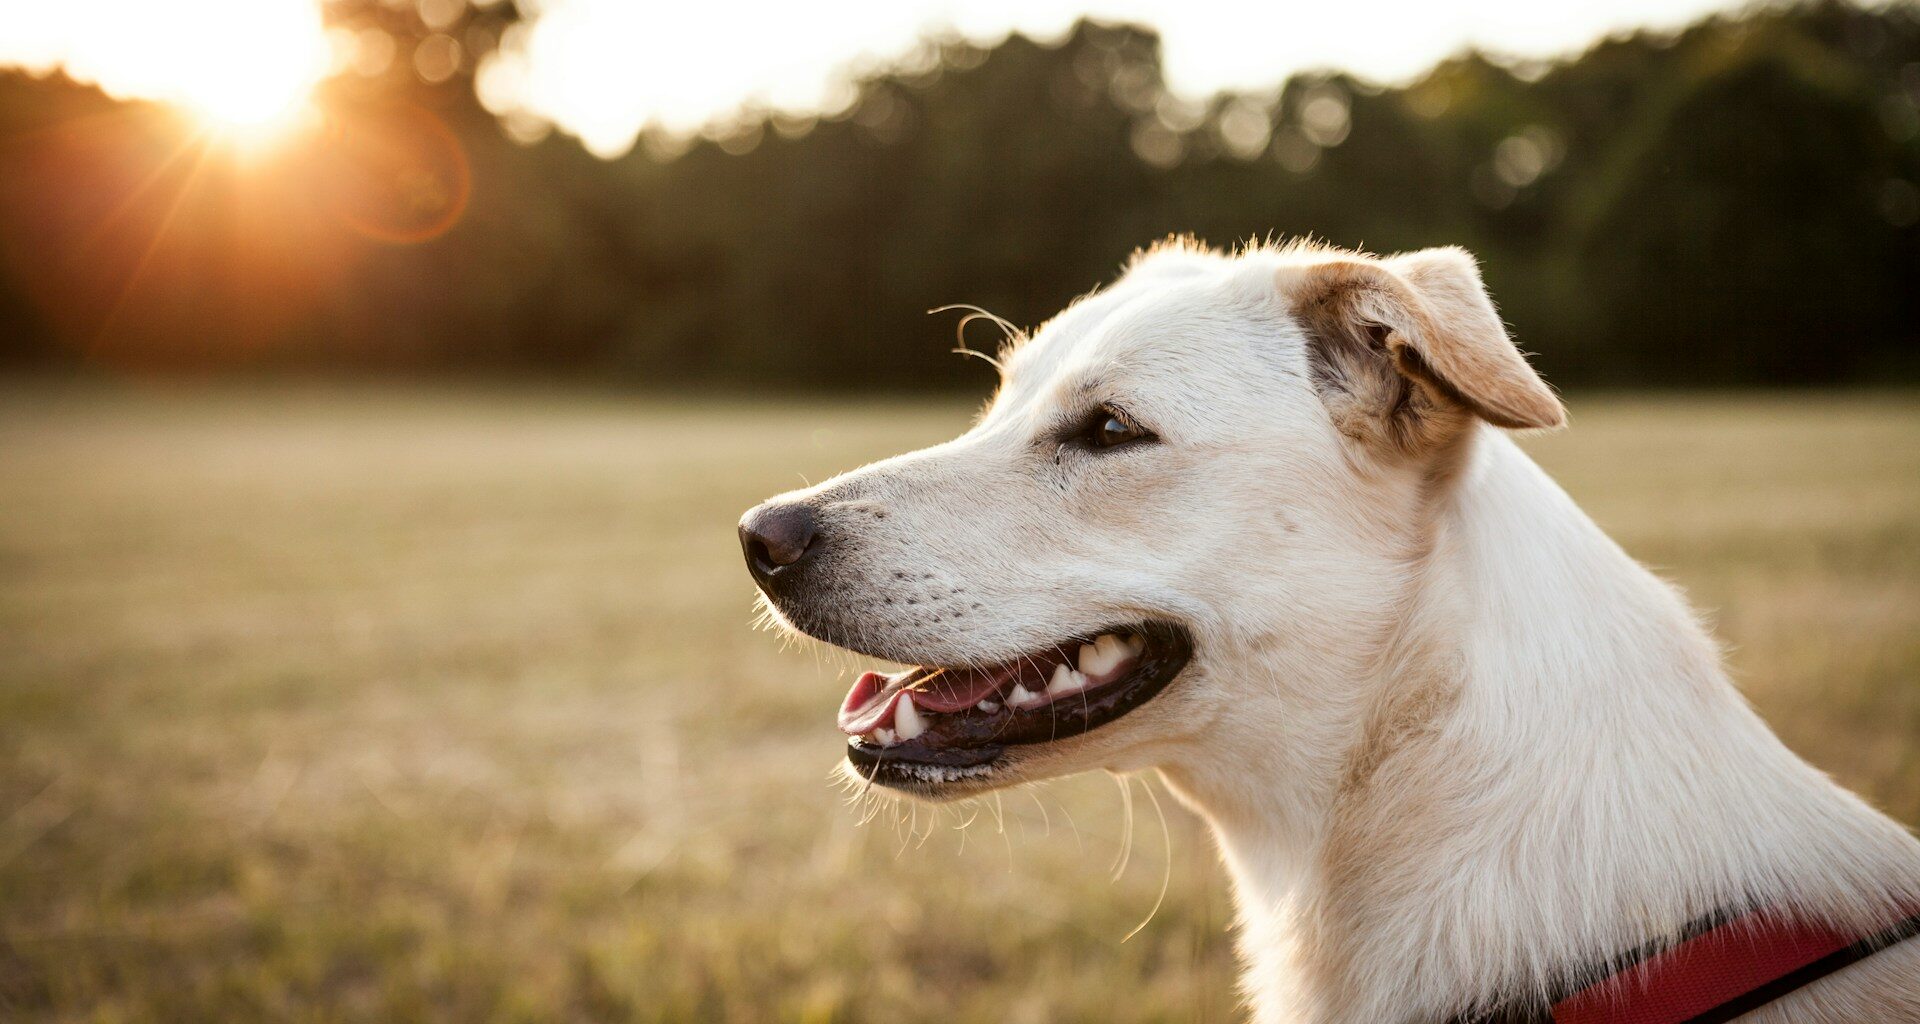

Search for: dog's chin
xmin=819 ymin=620 xmax=1195 ymax=800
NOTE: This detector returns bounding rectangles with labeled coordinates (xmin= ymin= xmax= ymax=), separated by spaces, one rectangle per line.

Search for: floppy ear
xmin=1280 ymin=247 xmax=1564 ymax=453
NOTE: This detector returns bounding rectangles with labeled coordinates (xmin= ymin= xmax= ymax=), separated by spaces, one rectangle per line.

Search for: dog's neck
xmin=1159 ymin=428 xmax=1920 ymax=1024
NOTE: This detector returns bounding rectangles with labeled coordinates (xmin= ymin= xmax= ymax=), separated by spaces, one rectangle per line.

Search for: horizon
xmin=0 ymin=0 xmax=1753 ymax=158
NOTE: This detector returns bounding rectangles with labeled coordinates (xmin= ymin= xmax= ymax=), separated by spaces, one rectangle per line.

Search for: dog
xmin=739 ymin=239 xmax=1920 ymax=1023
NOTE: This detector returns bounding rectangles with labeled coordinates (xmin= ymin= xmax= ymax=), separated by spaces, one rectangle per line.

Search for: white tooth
xmin=1008 ymin=684 xmax=1043 ymax=708
xmin=1124 ymin=634 xmax=1145 ymax=656
xmin=976 ymin=699 xmax=1000 ymax=713
xmin=1079 ymin=634 xmax=1130 ymax=678
xmin=1047 ymin=663 xmax=1088 ymax=695
xmin=873 ymin=727 xmax=897 ymax=747
xmin=894 ymin=696 xmax=926 ymax=741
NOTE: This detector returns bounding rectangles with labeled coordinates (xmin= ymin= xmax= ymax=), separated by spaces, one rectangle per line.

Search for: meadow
xmin=0 ymin=384 xmax=1915 ymax=1023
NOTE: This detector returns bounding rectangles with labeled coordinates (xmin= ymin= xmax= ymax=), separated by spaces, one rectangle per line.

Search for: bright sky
xmin=0 ymin=0 xmax=1747 ymax=156
xmin=0 ymin=0 xmax=330 ymax=130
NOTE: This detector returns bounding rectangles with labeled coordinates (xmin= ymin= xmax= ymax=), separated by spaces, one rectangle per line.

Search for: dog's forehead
xmin=990 ymin=260 xmax=1291 ymax=420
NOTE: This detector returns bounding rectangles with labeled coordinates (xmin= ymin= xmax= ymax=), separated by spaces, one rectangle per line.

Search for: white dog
xmin=740 ymin=240 xmax=1920 ymax=1023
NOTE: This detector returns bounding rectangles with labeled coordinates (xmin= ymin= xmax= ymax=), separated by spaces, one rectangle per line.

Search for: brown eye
xmin=1082 ymin=409 xmax=1154 ymax=449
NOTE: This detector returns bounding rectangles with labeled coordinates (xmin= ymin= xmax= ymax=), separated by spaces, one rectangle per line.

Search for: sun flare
xmin=175 ymin=59 xmax=320 ymax=145
xmin=0 ymin=0 xmax=329 ymax=144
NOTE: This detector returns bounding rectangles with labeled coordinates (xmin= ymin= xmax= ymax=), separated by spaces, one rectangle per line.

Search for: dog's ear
xmin=1279 ymin=247 xmax=1563 ymax=453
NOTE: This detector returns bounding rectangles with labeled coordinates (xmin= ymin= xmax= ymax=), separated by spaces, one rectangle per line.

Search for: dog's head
xmin=740 ymin=241 xmax=1563 ymax=799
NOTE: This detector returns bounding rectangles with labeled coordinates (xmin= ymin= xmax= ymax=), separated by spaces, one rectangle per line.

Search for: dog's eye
xmin=1079 ymin=408 xmax=1154 ymax=450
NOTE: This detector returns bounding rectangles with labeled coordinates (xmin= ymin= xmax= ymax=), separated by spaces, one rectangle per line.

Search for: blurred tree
xmin=1574 ymin=10 xmax=1920 ymax=384
xmin=0 ymin=0 xmax=1916 ymax=387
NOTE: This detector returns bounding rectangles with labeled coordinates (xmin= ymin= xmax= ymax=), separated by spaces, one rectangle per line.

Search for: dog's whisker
xmin=1121 ymin=775 xmax=1174 ymax=944
xmin=1026 ymin=787 xmax=1052 ymax=840
xmin=1047 ymin=785 xmax=1086 ymax=858
xmin=914 ymin=804 xmax=941 ymax=849
xmin=1111 ymin=771 xmax=1136 ymax=883
xmin=993 ymin=791 xmax=1015 ymax=874
xmin=929 ymin=302 xmax=1022 ymax=373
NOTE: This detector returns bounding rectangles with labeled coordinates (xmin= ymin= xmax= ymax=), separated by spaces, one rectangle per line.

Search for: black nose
xmin=739 ymin=502 xmax=819 ymax=586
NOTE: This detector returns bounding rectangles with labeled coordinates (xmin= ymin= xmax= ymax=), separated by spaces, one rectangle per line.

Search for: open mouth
xmin=841 ymin=621 xmax=1193 ymax=788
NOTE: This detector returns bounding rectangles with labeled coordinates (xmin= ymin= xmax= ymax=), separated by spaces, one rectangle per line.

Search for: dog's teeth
xmin=1008 ymin=684 xmax=1043 ymax=708
xmin=976 ymin=699 xmax=1000 ymax=713
xmin=894 ymin=696 xmax=926 ymax=741
xmin=1124 ymin=634 xmax=1144 ymax=656
xmin=1047 ymin=663 xmax=1088 ymax=696
xmin=1078 ymin=634 xmax=1131 ymax=677
xmin=1077 ymin=643 xmax=1101 ymax=670
xmin=873 ymin=727 xmax=897 ymax=747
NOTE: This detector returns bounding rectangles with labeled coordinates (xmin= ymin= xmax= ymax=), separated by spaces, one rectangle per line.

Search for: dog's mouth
xmin=841 ymin=621 xmax=1193 ymax=788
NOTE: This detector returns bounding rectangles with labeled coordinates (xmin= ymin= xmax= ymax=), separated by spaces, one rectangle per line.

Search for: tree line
xmin=1 ymin=1 xmax=1916 ymax=389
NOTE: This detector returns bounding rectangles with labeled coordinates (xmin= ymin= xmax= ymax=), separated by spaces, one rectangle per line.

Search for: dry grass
xmin=0 ymin=384 xmax=1914 ymax=1023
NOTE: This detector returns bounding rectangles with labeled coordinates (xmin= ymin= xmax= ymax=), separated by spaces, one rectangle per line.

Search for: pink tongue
xmin=837 ymin=665 xmax=1017 ymax=736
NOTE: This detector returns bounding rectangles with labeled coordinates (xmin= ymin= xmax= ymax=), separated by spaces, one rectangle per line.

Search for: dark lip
xmin=843 ymin=621 xmax=1194 ymax=788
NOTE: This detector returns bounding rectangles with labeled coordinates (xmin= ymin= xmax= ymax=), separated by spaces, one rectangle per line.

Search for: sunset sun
xmin=174 ymin=52 xmax=323 ymax=142
xmin=0 ymin=0 xmax=329 ymax=143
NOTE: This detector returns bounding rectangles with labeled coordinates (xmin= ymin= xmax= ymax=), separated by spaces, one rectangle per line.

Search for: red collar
xmin=1453 ymin=906 xmax=1920 ymax=1024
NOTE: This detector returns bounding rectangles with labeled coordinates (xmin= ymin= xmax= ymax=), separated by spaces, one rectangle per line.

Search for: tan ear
xmin=1380 ymin=248 xmax=1564 ymax=429
xmin=1280 ymin=249 xmax=1563 ymax=447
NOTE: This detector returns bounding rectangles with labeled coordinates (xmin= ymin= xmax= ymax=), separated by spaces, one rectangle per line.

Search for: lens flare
xmin=316 ymin=104 xmax=473 ymax=245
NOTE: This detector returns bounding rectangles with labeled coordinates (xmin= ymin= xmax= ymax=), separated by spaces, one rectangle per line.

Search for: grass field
xmin=1 ymin=384 xmax=1916 ymax=1023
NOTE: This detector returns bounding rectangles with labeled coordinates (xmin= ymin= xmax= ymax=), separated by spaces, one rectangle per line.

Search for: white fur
xmin=753 ymin=241 xmax=1920 ymax=1022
